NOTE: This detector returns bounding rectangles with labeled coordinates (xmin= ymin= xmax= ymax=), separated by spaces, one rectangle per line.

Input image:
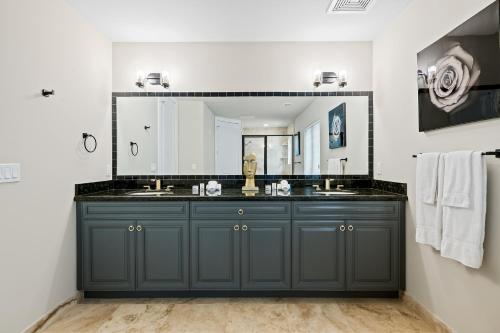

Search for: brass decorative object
xmin=242 ymin=153 xmax=259 ymax=192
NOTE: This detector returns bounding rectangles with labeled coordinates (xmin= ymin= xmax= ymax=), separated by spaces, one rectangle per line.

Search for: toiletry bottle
xmin=199 ymin=183 xmax=205 ymax=196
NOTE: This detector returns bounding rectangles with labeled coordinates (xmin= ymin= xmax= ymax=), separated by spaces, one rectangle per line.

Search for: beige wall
xmin=178 ymin=101 xmax=215 ymax=174
xmin=294 ymin=97 xmax=369 ymax=175
xmin=373 ymin=0 xmax=500 ymax=332
xmin=0 ymin=1 xmax=112 ymax=332
xmin=112 ymin=42 xmax=373 ymax=92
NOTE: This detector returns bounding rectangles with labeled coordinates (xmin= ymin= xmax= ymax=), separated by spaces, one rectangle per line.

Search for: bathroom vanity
xmin=75 ymin=189 xmax=406 ymax=297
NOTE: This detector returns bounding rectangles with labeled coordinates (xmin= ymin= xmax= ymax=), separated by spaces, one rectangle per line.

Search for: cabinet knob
xmin=242 ymin=225 xmax=248 ymax=231
xmin=233 ymin=224 xmax=240 ymax=231
xmin=348 ymin=225 xmax=354 ymax=232
xmin=237 ymin=209 xmax=244 ymax=215
xmin=339 ymin=225 xmax=346 ymax=232
xmin=128 ymin=225 xmax=135 ymax=232
xmin=136 ymin=225 xmax=143 ymax=232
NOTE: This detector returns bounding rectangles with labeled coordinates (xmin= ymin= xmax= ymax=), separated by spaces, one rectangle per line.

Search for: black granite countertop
xmin=74 ymin=187 xmax=407 ymax=202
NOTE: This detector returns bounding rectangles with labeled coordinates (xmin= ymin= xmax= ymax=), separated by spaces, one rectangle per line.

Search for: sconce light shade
xmin=160 ymin=71 xmax=170 ymax=89
xmin=313 ymin=70 xmax=323 ymax=88
xmin=136 ymin=71 xmax=146 ymax=88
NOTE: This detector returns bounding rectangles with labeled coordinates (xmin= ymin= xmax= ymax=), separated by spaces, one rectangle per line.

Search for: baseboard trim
xmin=400 ymin=292 xmax=453 ymax=333
xmin=84 ymin=290 xmax=400 ymax=299
xmin=23 ymin=291 xmax=82 ymax=333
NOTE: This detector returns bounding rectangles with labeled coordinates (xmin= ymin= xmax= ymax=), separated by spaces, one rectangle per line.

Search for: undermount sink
xmin=126 ymin=190 xmax=174 ymax=196
xmin=315 ymin=191 xmax=357 ymax=196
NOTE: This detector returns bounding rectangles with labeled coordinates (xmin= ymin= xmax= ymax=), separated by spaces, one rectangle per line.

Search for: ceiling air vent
xmin=327 ymin=0 xmax=376 ymax=14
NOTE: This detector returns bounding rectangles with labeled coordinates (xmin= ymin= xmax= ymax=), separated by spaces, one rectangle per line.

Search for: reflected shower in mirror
xmin=116 ymin=96 xmax=369 ymax=176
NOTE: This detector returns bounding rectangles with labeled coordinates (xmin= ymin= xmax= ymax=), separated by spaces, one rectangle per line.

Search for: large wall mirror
xmin=115 ymin=95 xmax=370 ymax=176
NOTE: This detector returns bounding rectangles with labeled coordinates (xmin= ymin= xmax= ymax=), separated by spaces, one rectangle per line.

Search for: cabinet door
xmin=136 ymin=220 xmax=189 ymax=290
xmin=241 ymin=220 xmax=291 ymax=290
xmin=292 ymin=220 xmax=345 ymax=290
xmin=82 ymin=220 xmax=135 ymax=291
xmin=346 ymin=220 xmax=399 ymax=291
xmin=191 ymin=220 xmax=240 ymax=290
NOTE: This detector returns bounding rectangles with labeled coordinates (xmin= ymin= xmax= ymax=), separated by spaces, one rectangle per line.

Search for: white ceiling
xmin=65 ymin=0 xmax=411 ymax=42
xmin=179 ymin=97 xmax=315 ymax=128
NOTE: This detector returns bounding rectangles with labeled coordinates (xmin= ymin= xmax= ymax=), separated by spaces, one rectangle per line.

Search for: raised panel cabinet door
xmin=241 ymin=220 xmax=291 ymax=290
xmin=191 ymin=220 xmax=240 ymax=290
xmin=292 ymin=220 xmax=346 ymax=290
xmin=83 ymin=219 xmax=135 ymax=291
xmin=136 ymin=220 xmax=189 ymax=290
xmin=346 ymin=220 xmax=399 ymax=291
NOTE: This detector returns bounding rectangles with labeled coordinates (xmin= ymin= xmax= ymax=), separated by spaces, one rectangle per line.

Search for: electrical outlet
xmin=376 ymin=162 xmax=382 ymax=176
xmin=106 ymin=164 xmax=112 ymax=177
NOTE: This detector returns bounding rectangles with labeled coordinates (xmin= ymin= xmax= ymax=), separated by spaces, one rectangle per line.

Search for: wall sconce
xmin=135 ymin=71 xmax=170 ymax=89
xmin=313 ymin=70 xmax=348 ymax=88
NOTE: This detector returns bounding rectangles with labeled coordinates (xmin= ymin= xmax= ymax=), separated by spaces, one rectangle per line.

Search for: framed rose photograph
xmin=416 ymin=0 xmax=500 ymax=132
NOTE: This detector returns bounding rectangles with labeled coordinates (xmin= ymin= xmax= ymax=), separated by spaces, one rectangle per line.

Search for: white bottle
xmin=199 ymin=183 xmax=205 ymax=196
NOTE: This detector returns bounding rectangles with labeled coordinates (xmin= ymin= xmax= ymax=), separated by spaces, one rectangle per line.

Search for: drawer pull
xmin=237 ymin=209 xmax=244 ymax=215
xmin=136 ymin=225 xmax=143 ymax=232
xmin=128 ymin=225 xmax=135 ymax=232
xmin=233 ymin=224 xmax=240 ymax=231
xmin=339 ymin=225 xmax=346 ymax=232
xmin=348 ymin=225 xmax=354 ymax=232
xmin=242 ymin=225 xmax=248 ymax=231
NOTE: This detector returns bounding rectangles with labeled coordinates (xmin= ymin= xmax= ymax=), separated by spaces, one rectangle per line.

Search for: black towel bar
xmin=412 ymin=149 xmax=500 ymax=158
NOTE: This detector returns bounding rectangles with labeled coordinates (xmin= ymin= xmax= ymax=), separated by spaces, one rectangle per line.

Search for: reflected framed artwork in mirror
xmin=112 ymin=91 xmax=373 ymax=178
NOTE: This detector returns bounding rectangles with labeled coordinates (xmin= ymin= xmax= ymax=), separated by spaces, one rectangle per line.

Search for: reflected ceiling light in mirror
xmin=313 ymin=70 xmax=348 ymax=88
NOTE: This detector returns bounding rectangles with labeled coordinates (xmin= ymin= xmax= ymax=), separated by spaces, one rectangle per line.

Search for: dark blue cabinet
xmin=78 ymin=200 xmax=404 ymax=294
xmin=79 ymin=202 xmax=189 ymax=291
xmin=136 ymin=220 xmax=189 ymax=290
xmin=241 ymin=220 xmax=291 ymax=290
xmin=190 ymin=220 xmax=241 ymax=290
xmin=346 ymin=220 xmax=399 ymax=291
xmin=292 ymin=220 xmax=345 ymax=290
xmin=82 ymin=219 xmax=136 ymax=291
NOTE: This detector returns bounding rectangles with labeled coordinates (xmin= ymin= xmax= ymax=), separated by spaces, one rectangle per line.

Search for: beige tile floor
xmin=36 ymin=298 xmax=447 ymax=333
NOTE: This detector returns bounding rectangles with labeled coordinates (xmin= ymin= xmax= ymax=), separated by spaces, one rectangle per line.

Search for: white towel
xmin=416 ymin=153 xmax=444 ymax=250
xmin=442 ymin=151 xmax=473 ymax=208
xmin=328 ymin=158 xmax=342 ymax=175
xmin=440 ymin=152 xmax=487 ymax=269
xmin=417 ymin=152 xmax=441 ymax=204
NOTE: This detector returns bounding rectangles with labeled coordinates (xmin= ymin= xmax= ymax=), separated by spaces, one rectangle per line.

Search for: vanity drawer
xmin=191 ymin=202 xmax=291 ymax=219
xmin=293 ymin=201 xmax=400 ymax=220
xmin=80 ymin=202 xmax=189 ymax=220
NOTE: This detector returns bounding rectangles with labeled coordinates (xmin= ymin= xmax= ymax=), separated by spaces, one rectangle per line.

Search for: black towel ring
xmin=130 ymin=142 xmax=139 ymax=156
xmin=82 ymin=133 xmax=97 ymax=153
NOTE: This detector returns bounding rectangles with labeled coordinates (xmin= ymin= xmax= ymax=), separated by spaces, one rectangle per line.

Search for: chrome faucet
xmin=325 ymin=178 xmax=335 ymax=190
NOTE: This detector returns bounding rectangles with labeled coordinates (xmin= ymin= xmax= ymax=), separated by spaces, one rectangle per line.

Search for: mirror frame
xmin=111 ymin=91 xmax=373 ymax=180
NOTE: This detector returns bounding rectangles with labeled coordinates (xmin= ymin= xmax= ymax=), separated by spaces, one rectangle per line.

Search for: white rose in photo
xmin=428 ymin=44 xmax=481 ymax=112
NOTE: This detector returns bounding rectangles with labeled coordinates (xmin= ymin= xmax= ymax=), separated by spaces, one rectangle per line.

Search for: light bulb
xmin=161 ymin=71 xmax=170 ymax=89
xmin=313 ymin=70 xmax=322 ymax=87
xmin=136 ymin=71 xmax=145 ymax=88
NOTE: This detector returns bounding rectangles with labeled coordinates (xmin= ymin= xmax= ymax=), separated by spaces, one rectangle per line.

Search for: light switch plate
xmin=0 ymin=163 xmax=21 ymax=183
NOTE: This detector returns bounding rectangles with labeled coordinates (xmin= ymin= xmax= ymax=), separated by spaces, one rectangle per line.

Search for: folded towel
xmin=417 ymin=152 xmax=441 ymax=204
xmin=442 ymin=151 xmax=473 ymax=208
xmin=440 ymin=152 xmax=487 ymax=268
xmin=328 ymin=158 xmax=342 ymax=175
xmin=416 ymin=153 xmax=444 ymax=250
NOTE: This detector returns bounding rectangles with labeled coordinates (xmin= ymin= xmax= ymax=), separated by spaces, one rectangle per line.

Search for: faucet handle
xmin=312 ymin=184 xmax=321 ymax=191
xmin=143 ymin=185 xmax=151 ymax=191
xmin=165 ymin=185 xmax=174 ymax=191
xmin=336 ymin=184 xmax=345 ymax=190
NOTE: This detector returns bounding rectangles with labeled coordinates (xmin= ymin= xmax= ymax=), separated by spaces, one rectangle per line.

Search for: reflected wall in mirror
xmin=116 ymin=95 xmax=369 ymax=176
